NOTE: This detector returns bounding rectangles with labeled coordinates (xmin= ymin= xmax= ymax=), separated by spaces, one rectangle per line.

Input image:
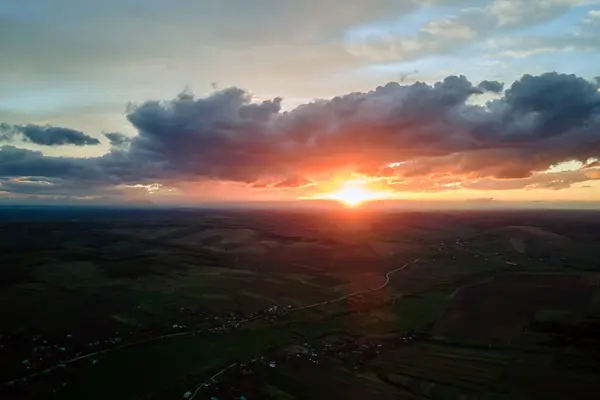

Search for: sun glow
xmin=328 ymin=186 xmax=378 ymax=206
xmin=312 ymin=180 xmax=397 ymax=206
xmin=300 ymin=174 xmax=400 ymax=207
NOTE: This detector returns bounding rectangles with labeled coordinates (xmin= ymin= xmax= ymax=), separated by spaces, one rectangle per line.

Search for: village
xmin=0 ymin=237 xmax=519 ymax=398
xmin=0 ymin=304 xmax=289 ymax=390
xmin=0 ymin=273 xmax=435 ymax=398
xmin=183 ymin=321 xmax=435 ymax=399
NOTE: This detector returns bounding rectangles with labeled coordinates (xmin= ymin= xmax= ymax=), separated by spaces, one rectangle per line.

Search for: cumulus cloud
xmin=0 ymin=146 xmax=105 ymax=181
xmin=0 ymin=123 xmax=100 ymax=146
xmin=1 ymin=72 xmax=600 ymax=200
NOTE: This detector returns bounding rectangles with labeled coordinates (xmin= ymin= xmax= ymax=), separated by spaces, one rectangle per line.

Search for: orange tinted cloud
xmin=1 ymin=72 xmax=600 ymax=201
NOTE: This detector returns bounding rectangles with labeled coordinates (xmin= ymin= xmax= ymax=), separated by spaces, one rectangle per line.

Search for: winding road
xmin=289 ymin=258 xmax=420 ymax=312
xmin=189 ymin=362 xmax=238 ymax=400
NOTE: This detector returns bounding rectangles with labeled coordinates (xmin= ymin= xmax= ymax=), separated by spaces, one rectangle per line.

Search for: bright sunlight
xmin=310 ymin=181 xmax=396 ymax=206
xmin=301 ymin=175 xmax=399 ymax=207
xmin=328 ymin=186 xmax=378 ymax=206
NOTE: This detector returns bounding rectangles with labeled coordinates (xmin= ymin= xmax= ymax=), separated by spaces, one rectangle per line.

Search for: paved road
xmin=289 ymin=257 xmax=421 ymax=312
xmin=189 ymin=362 xmax=238 ymax=400
xmin=186 ymin=257 xmax=421 ymax=398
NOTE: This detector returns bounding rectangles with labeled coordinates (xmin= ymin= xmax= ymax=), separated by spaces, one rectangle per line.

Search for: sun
xmin=327 ymin=186 xmax=380 ymax=207
xmin=301 ymin=176 xmax=398 ymax=207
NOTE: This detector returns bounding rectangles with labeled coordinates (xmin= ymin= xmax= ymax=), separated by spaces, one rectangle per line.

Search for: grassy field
xmin=1 ymin=208 xmax=600 ymax=399
xmin=371 ymin=342 xmax=513 ymax=396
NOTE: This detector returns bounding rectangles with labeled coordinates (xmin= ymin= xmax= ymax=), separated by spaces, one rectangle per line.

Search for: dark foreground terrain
xmin=1 ymin=206 xmax=600 ymax=399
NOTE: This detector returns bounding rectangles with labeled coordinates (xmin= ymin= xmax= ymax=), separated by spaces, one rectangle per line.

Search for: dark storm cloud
xmin=477 ymin=80 xmax=504 ymax=93
xmin=0 ymin=146 xmax=99 ymax=179
xmin=1 ymin=72 xmax=600 ymax=198
xmin=0 ymin=177 xmax=97 ymax=196
xmin=0 ymin=123 xmax=100 ymax=146
xmin=123 ymin=88 xmax=284 ymax=183
xmin=494 ymin=73 xmax=600 ymax=141
xmin=104 ymin=132 xmax=131 ymax=147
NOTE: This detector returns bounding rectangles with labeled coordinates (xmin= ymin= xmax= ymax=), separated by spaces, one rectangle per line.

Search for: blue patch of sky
xmin=341 ymin=4 xmax=487 ymax=82
xmin=343 ymin=4 xmax=462 ymax=43
xmin=349 ymin=52 xmax=496 ymax=84
xmin=502 ymin=5 xmax=593 ymax=38
xmin=0 ymin=0 xmax=50 ymax=21
xmin=0 ymin=91 xmax=82 ymax=114
xmin=346 ymin=3 xmax=600 ymax=84
xmin=501 ymin=50 xmax=600 ymax=78
xmin=0 ymin=83 xmax=121 ymax=114
xmin=0 ymin=0 xmax=155 ymax=24
xmin=350 ymin=35 xmax=499 ymax=79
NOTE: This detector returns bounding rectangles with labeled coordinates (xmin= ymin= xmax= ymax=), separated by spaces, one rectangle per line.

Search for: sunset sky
xmin=1 ymin=0 xmax=600 ymax=206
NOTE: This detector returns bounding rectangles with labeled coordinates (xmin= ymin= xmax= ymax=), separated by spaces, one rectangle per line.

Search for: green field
xmin=1 ymin=209 xmax=600 ymax=399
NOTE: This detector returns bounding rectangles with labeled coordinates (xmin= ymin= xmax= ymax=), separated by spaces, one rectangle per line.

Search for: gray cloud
xmin=0 ymin=146 xmax=104 ymax=181
xmin=104 ymin=132 xmax=131 ymax=147
xmin=0 ymin=123 xmax=100 ymax=146
xmin=477 ymin=80 xmax=504 ymax=93
xmin=1 ymin=72 xmax=600 ymax=199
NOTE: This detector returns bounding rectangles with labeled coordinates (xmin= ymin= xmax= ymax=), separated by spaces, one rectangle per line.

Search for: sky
xmin=1 ymin=0 xmax=600 ymax=206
